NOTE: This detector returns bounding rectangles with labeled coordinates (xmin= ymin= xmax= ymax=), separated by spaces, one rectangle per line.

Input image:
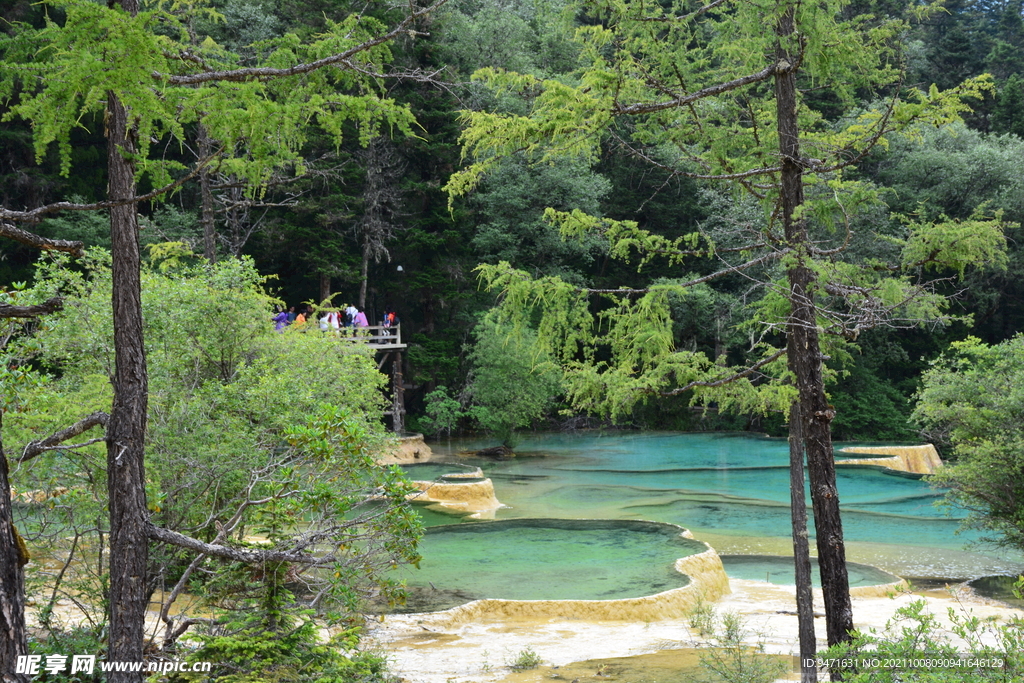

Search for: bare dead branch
xmin=610 ymin=132 xmax=782 ymax=181
xmin=0 ymin=151 xmax=221 ymax=225
xmin=0 ymin=222 xmax=84 ymax=257
xmin=678 ymin=247 xmax=788 ymax=288
xmin=20 ymin=412 xmax=110 ymax=463
xmin=147 ymin=523 xmax=338 ymax=566
xmin=0 ymin=297 xmax=64 ymax=319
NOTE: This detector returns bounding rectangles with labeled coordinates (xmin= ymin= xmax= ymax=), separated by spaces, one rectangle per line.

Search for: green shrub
xmin=820 ymin=599 xmax=1024 ymax=682
xmin=507 ymin=647 xmax=543 ymax=671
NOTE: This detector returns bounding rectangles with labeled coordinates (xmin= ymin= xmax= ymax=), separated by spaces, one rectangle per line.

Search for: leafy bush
xmin=506 ymin=647 xmax=542 ymax=672
xmin=466 ymin=315 xmax=563 ymax=447
xmin=820 ymin=599 xmax=1024 ymax=682
xmin=914 ymin=335 xmax=1024 ymax=551
xmin=8 ymin=250 xmax=422 ymax=676
xmin=420 ymin=385 xmax=465 ymax=437
xmin=697 ymin=609 xmax=788 ymax=683
xmin=688 ymin=596 xmax=717 ymax=638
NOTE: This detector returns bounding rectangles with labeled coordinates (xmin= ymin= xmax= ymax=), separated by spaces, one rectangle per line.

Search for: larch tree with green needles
xmin=445 ymin=0 xmax=1006 ymax=670
xmin=0 ymin=0 xmax=446 ymax=679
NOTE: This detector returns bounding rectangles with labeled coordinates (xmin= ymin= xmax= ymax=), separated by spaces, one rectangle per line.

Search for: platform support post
xmin=391 ymin=350 xmax=404 ymax=433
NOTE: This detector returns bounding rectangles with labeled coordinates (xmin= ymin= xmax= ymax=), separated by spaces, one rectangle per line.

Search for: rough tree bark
xmin=320 ymin=273 xmax=332 ymax=305
xmin=775 ymin=7 xmax=854 ymax=651
xmin=0 ymin=284 xmax=71 ymax=683
xmin=0 ymin=422 xmax=28 ymax=683
xmin=105 ymin=36 xmax=151 ymax=680
xmin=355 ymin=138 xmax=405 ymax=309
xmin=789 ymin=402 xmax=818 ymax=682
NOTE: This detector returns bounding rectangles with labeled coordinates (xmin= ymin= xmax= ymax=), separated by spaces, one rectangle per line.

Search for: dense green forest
xmin=3 ymin=0 xmax=1024 ymax=679
xmin=3 ymin=0 xmax=1023 ymax=441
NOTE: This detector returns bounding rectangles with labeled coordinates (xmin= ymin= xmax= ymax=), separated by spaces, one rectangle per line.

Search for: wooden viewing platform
xmin=343 ymin=324 xmax=406 ymax=433
xmin=340 ymin=324 xmax=406 ymax=350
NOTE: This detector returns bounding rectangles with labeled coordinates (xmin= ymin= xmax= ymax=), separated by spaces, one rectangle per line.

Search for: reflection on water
xmin=399 ymin=462 xmax=479 ymax=481
xmin=390 ymin=519 xmax=704 ymax=612
xmin=968 ymin=575 xmax=1024 ymax=608
xmin=721 ymin=555 xmax=897 ymax=587
xmin=426 ymin=432 xmax=1023 ymax=579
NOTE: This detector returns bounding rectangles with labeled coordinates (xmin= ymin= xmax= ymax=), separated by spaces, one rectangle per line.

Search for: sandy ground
xmin=367 ymin=579 xmax=1023 ymax=683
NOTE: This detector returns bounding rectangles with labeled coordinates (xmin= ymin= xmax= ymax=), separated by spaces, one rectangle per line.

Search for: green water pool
xmin=391 ymin=518 xmax=706 ymax=612
xmin=423 ymin=432 xmax=1022 ymax=579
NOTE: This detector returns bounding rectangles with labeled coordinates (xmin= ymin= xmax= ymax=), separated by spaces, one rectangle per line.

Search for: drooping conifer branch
xmin=658 ymin=347 xmax=788 ymax=395
xmin=637 ymin=0 xmax=735 ymax=24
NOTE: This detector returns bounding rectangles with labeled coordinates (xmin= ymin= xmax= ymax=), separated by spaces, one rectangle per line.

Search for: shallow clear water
xmin=392 ymin=519 xmax=704 ymax=611
xmin=399 ymin=462 xmax=480 ymax=481
xmin=425 ymin=432 xmax=1023 ymax=580
xmin=721 ymin=555 xmax=898 ymax=587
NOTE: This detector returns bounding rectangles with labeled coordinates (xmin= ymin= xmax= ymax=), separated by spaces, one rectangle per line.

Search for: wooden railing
xmin=300 ymin=321 xmax=403 ymax=347
xmin=350 ymin=324 xmax=402 ymax=347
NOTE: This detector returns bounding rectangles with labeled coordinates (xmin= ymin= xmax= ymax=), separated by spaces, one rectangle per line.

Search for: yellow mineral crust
xmin=837 ymin=444 xmax=942 ymax=475
xmin=377 ymin=433 xmax=434 ymax=465
xmin=407 ymin=478 xmax=503 ymax=513
xmin=849 ymin=578 xmax=911 ymax=597
xmin=416 ymin=542 xmax=731 ymax=627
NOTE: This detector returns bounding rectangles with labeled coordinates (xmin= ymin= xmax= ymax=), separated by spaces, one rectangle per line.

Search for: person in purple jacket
xmin=353 ymin=307 xmax=369 ymax=331
xmin=272 ymin=308 xmax=289 ymax=332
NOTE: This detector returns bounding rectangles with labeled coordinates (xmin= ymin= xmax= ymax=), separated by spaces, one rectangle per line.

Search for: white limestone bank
xmin=371 ymin=580 xmax=1023 ymax=683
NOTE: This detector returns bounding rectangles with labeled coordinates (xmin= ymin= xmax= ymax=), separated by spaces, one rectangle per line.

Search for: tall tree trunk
xmin=199 ymin=124 xmax=216 ymax=264
xmin=0 ymin=418 xmax=28 ymax=683
xmin=106 ymin=31 xmax=150 ymax=679
xmin=359 ymin=241 xmax=369 ymax=309
xmin=775 ymin=6 xmax=854 ymax=652
xmin=320 ymin=273 xmax=331 ymax=305
xmin=789 ymin=402 xmax=818 ymax=683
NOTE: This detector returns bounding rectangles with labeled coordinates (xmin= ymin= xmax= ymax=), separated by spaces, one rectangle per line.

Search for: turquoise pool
xmin=423 ymin=432 xmax=1022 ymax=580
xmin=392 ymin=518 xmax=707 ymax=611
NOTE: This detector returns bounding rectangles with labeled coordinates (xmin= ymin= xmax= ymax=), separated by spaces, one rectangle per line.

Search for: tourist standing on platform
xmin=273 ymin=308 xmax=289 ymax=331
xmin=382 ymin=307 xmax=399 ymax=335
xmin=320 ymin=309 xmax=341 ymax=333
xmin=354 ymin=307 xmax=368 ymax=334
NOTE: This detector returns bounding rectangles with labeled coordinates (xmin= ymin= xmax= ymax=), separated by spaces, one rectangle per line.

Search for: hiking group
xmin=272 ymin=304 xmax=399 ymax=337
